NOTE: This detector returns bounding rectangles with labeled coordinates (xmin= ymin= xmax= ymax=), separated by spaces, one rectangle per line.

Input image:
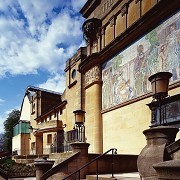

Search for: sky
xmin=0 ymin=0 xmax=87 ymax=133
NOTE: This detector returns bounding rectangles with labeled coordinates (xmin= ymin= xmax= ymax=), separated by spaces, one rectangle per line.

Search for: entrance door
xmin=36 ymin=135 xmax=43 ymax=154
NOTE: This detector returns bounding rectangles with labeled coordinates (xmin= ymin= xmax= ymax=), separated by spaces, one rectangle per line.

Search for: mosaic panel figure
xmin=102 ymin=12 xmax=180 ymax=110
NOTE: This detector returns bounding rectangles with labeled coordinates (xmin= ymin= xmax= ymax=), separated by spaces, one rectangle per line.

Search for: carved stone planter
xmin=153 ymin=160 xmax=180 ymax=179
xmin=137 ymin=126 xmax=179 ymax=180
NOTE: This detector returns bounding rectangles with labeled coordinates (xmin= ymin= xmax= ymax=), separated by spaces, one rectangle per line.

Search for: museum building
xmin=11 ymin=1 xmax=180 ymax=178
xmin=77 ymin=0 xmax=180 ymax=154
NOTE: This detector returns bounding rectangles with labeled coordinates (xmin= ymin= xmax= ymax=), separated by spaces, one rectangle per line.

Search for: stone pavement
xmin=86 ymin=172 xmax=141 ymax=179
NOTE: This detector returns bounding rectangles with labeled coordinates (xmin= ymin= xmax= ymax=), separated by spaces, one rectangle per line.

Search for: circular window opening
xmin=72 ymin=69 xmax=76 ymax=79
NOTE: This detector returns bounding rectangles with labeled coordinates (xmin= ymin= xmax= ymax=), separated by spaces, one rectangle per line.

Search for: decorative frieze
xmin=103 ymin=0 xmax=115 ymax=13
xmin=85 ymin=66 xmax=101 ymax=87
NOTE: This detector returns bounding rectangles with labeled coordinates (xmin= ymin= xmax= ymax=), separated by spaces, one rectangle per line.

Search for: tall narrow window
xmin=31 ymin=103 xmax=35 ymax=114
xmin=47 ymin=134 xmax=52 ymax=144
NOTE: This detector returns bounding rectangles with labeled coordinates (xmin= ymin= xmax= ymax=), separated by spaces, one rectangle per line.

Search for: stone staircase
xmin=41 ymin=144 xmax=139 ymax=180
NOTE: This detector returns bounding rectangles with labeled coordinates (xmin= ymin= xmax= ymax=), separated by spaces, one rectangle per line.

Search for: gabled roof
xmin=26 ymin=85 xmax=62 ymax=95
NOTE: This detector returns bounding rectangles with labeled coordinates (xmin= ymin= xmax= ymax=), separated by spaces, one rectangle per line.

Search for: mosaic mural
xmin=102 ymin=12 xmax=180 ymax=110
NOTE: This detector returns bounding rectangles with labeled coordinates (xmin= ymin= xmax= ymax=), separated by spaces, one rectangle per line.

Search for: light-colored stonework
xmin=85 ymin=65 xmax=101 ymax=87
xmin=80 ymin=0 xmax=179 ymax=155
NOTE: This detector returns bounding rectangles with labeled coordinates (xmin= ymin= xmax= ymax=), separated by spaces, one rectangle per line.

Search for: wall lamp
xmin=73 ymin=110 xmax=86 ymax=142
xmin=29 ymin=125 xmax=39 ymax=133
xmin=73 ymin=110 xmax=86 ymax=125
xmin=148 ymin=72 xmax=172 ymax=125
xmin=148 ymin=72 xmax=172 ymax=100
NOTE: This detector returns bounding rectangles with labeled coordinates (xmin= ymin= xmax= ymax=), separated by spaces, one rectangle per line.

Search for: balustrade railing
xmin=63 ymin=148 xmax=117 ymax=180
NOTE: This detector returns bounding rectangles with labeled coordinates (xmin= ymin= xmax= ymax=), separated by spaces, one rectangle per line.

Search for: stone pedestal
xmin=34 ymin=156 xmax=54 ymax=180
xmin=137 ymin=126 xmax=179 ymax=180
xmin=70 ymin=142 xmax=90 ymax=179
xmin=71 ymin=142 xmax=90 ymax=155
xmin=153 ymin=160 xmax=180 ymax=179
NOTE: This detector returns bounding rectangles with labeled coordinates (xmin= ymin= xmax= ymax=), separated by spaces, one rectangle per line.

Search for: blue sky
xmin=0 ymin=0 xmax=87 ymax=133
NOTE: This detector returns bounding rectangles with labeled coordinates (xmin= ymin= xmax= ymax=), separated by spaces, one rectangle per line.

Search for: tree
xmin=3 ymin=110 xmax=20 ymax=153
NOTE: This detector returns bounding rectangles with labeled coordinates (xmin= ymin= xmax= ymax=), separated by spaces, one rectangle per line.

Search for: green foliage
xmin=3 ymin=110 xmax=20 ymax=153
xmin=0 ymin=157 xmax=35 ymax=177
xmin=0 ymin=157 xmax=15 ymax=166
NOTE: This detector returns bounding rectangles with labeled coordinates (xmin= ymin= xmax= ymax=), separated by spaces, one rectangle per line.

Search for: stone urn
xmin=137 ymin=126 xmax=179 ymax=180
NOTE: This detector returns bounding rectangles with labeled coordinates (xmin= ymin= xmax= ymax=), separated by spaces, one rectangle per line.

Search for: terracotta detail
xmin=85 ymin=66 xmax=101 ymax=87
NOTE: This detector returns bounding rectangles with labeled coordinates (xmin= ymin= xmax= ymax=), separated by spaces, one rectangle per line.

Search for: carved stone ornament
xmin=82 ymin=18 xmax=102 ymax=43
xmin=135 ymin=0 xmax=142 ymax=4
xmin=101 ymin=27 xmax=106 ymax=35
xmin=120 ymin=3 xmax=129 ymax=17
xmin=85 ymin=66 xmax=101 ymax=86
xmin=109 ymin=15 xmax=116 ymax=27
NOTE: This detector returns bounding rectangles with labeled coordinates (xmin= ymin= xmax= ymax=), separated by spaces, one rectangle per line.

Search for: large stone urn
xmin=137 ymin=126 xmax=179 ymax=180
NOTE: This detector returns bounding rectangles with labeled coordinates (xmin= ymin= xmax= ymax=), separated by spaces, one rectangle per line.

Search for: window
xmin=31 ymin=142 xmax=35 ymax=149
xmin=71 ymin=69 xmax=76 ymax=79
xmin=47 ymin=134 xmax=52 ymax=144
xmin=31 ymin=103 xmax=35 ymax=114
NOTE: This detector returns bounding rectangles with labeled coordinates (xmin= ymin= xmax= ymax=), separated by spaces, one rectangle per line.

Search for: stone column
xmin=137 ymin=126 xmax=179 ymax=180
xmin=85 ymin=65 xmax=103 ymax=154
xmin=34 ymin=157 xmax=54 ymax=180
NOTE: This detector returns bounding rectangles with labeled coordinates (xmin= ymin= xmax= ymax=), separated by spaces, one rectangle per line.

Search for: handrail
xmin=62 ymin=148 xmax=117 ymax=180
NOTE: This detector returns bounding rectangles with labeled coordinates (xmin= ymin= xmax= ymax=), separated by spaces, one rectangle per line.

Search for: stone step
xmin=86 ymin=172 xmax=141 ymax=180
xmin=48 ymin=152 xmax=74 ymax=167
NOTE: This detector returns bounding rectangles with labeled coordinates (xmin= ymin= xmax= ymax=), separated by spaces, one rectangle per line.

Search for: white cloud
xmin=0 ymin=1 xmax=87 ymax=120
xmin=0 ymin=99 xmax=5 ymax=105
xmin=0 ymin=115 xmax=5 ymax=133
xmin=0 ymin=0 xmax=85 ymax=78
xmin=38 ymin=73 xmax=65 ymax=93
